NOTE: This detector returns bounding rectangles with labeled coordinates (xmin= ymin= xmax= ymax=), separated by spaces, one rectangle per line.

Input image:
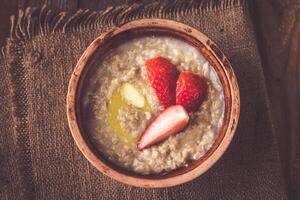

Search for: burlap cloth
xmin=0 ymin=0 xmax=288 ymax=199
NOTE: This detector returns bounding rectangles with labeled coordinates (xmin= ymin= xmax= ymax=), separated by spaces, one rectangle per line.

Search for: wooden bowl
xmin=67 ymin=19 xmax=240 ymax=188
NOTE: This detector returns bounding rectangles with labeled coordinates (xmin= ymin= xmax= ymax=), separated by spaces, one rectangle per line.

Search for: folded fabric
xmin=0 ymin=0 xmax=288 ymax=199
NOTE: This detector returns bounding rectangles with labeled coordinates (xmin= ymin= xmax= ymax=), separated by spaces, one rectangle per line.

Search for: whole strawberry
xmin=176 ymin=72 xmax=207 ymax=112
xmin=146 ymin=57 xmax=178 ymax=108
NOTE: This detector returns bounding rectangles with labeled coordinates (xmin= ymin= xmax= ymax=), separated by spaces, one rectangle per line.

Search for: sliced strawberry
xmin=137 ymin=105 xmax=189 ymax=151
xmin=145 ymin=57 xmax=178 ymax=108
xmin=176 ymin=72 xmax=207 ymax=112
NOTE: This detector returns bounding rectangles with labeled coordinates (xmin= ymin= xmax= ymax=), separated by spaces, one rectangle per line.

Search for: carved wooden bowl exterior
xmin=67 ymin=19 xmax=240 ymax=188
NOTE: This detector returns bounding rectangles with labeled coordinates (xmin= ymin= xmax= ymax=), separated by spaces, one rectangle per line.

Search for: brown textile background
xmin=0 ymin=0 xmax=288 ymax=199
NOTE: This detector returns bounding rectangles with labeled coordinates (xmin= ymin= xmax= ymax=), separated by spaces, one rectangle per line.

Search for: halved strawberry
xmin=137 ymin=105 xmax=189 ymax=151
xmin=145 ymin=57 xmax=178 ymax=108
xmin=176 ymin=72 xmax=207 ymax=112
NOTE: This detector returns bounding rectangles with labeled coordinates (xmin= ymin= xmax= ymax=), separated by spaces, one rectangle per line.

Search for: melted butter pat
xmin=107 ymin=82 xmax=151 ymax=147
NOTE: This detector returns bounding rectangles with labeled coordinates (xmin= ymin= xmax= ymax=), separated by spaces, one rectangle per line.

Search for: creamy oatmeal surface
xmin=82 ymin=36 xmax=224 ymax=174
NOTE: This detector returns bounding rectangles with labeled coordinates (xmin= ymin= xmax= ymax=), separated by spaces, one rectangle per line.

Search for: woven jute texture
xmin=0 ymin=0 xmax=288 ymax=199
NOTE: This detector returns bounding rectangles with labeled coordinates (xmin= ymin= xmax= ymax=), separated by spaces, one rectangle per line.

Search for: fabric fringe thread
xmin=9 ymin=0 xmax=245 ymax=41
xmin=0 ymin=47 xmax=5 ymax=62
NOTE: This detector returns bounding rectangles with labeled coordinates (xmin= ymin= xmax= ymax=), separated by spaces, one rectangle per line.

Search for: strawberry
xmin=145 ymin=57 xmax=178 ymax=108
xmin=137 ymin=105 xmax=189 ymax=151
xmin=176 ymin=72 xmax=207 ymax=112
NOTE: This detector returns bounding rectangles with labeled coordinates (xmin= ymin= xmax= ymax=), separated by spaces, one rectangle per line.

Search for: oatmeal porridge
xmin=81 ymin=36 xmax=225 ymax=175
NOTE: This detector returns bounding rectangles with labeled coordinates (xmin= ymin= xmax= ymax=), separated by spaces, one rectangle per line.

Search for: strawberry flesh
xmin=176 ymin=72 xmax=207 ymax=112
xmin=145 ymin=57 xmax=178 ymax=108
xmin=137 ymin=105 xmax=189 ymax=151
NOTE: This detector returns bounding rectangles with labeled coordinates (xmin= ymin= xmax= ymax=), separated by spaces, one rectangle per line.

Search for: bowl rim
xmin=67 ymin=18 xmax=240 ymax=188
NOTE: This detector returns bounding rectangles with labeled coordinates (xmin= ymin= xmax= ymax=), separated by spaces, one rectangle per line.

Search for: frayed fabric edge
xmin=9 ymin=0 xmax=246 ymax=41
xmin=0 ymin=47 xmax=5 ymax=61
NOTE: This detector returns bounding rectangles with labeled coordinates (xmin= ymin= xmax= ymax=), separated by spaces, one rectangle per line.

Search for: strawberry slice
xmin=145 ymin=57 xmax=178 ymax=108
xmin=137 ymin=105 xmax=189 ymax=151
xmin=176 ymin=72 xmax=207 ymax=112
